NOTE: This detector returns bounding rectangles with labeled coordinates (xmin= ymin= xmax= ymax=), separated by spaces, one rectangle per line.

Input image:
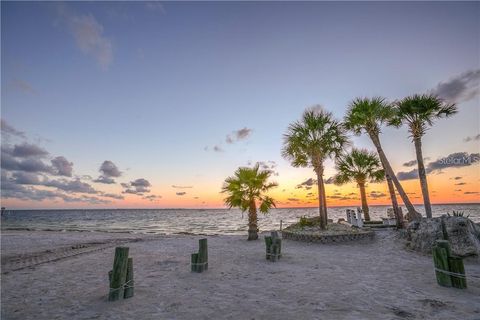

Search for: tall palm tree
xmin=282 ymin=106 xmax=349 ymax=230
xmin=392 ymin=94 xmax=457 ymax=218
xmin=222 ymin=164 xmax=277 ymax=240
xmin=344 ymin=97 xmax=420 ymax=222
xmin=333 ymin=148 xmax=385 ymax=221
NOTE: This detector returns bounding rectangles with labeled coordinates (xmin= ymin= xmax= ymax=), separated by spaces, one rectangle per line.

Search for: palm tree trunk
xmin=319 ymin=171 xmax=328 ymax=227
xmin=369 ymin=132 xmax=421 ymax=220
xmin=358 ymin=182 xmax=370 ymax=221
xmin=315 ymin=168 xmax=327 ymax=230
xmin=385 ymin=174 xmax=404 ymax=228
xmin=247 ymin=200 xmax=258 ymax=240
xmin=414 ymin=136 xmax=432 ymax=218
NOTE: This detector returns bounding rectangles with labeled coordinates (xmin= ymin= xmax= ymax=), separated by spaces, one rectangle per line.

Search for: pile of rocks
xmin=404 ymin=215 xmax=480 ymax=257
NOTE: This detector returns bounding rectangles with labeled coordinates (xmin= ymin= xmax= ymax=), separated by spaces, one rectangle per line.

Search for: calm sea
xmin=1 ymin=204 xmax=479 ymax=235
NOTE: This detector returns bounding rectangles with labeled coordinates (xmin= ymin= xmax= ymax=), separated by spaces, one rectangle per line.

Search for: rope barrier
xmin=434 ymin=268 xmax=480 ymax=280
xmin=109 ymin=279 xmax=134 ymax=292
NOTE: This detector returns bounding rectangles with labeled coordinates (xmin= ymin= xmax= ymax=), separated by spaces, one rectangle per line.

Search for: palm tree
xmin=333 ymin=148 xmax=385 ymax=221
xmin=392 ymin=94 xmax=457 ymax=218
xmin=344 ymin=97 xmax=420 ymax=222
xmin=282 ymin=106 xmax=349 ymax=230
xmin=222 ymin=164 xmax=277 ymax=240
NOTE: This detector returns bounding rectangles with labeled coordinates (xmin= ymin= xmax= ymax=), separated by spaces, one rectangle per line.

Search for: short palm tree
xmin=392 ymin=94 xmax=457 ymax=218
xmin=282 ymin=106 xmax=349 ymax=230
xmin=344 ymin=97 xmax=421 ymax=222
xmin=333 ymin=148 xmax=385 ymax=221
xmin=222 ymin=164 xmax=277 ymax=240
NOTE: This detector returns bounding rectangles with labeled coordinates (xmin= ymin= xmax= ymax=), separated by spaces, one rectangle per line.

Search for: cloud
xmin=11 ymin=171 xmax=42 ymax=185
xmin=9 ymin=78 xmax=37 ymax=95
xmin=397 ymin=169 xmax=419 ymax=181
xmin=450 ymin=176 xmax=463 ymax=180
xmin=44 ymin=178 xmax=97 ymax=194
xmin=94 ymin=160 xmax=121 ymax=184
xmin=122 ymin=178 xmax=152 ymax=195
xmin=226 ymin=127 xmax=253 ymax=144
xmin=51 ymin=156 xmax=74 ymax=177
xmin=464 ymin=191 xmax=479 ymax=195
xmin=100 ymin=192 xmax=124 ymax=200
xmin=213 ymin=145 xmax=224 ymax=152
xmin=455 ymin=182 xmax=467 ymax=186
xmin=324 ymin=177 xmax=335 ymax=184
xmin=432 ymin=69 xmax=480 ymax=103
xmin=143 ymin=194 xmax=162 ymax=201
xmin=1 ymin=119 xmax=26 ymax=139
xmin=397 ymin=152 xmax=480 ymax=180
xmin=172 ymin=185 xmax=193 ymax=189
xmin=403 ymin=160 xmax=417 ymax=167
xmin=58 ymin=5 xmax=113 ymax=70
xmin=256 ymin=161 xmax=279 ymax=176
xmin=296 ymin=178 xmax=316 ymax=189
xmin=464 ymin=134 xmax=480 ymax=142
xmin=369 ymin=191 xmax=387 ymax=199
xmin=93 ymin=176 xmax=115 ymax=184
xmin=11 ymin=143 xmax=49 ymax=158
xmin=99 ymin=160 xmax=121 ymax=177
xmin=287 ymin=198 xmax=300 ymax=202
xmin=176 ymin=192 xmax=187 ymax=196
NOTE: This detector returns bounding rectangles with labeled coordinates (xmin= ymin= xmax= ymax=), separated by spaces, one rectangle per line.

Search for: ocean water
xmin=1 ymin=204 xmax=479 ymax=235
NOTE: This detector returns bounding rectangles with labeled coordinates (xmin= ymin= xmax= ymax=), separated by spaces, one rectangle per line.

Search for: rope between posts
xmin=191 ymin=262 xmax=208 ymax=266
xmin=109 ymin=279 xmax=134 ymax=292
xmin=434 ymin=268 xmax=480 ymax=280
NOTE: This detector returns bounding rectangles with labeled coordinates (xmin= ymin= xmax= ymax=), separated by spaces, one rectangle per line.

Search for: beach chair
xmin=345 ymin=209 xmax=363 ymax=228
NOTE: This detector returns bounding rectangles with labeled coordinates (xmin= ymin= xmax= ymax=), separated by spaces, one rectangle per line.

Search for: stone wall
xmin=282 ymin=230 xmax=374 ymax=243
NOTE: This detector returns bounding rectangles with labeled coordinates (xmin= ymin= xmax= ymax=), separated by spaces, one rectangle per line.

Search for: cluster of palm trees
xmin=223 ymin=94 xmax=457 ymax=239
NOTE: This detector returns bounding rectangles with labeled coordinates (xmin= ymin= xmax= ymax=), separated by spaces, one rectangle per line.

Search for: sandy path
xmin=1 ymin=230 xmax=479 ymax=320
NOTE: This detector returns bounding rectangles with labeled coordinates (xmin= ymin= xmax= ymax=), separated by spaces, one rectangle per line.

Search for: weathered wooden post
xmin=271 ymin=231 xmax=282 ymax=258
xmin=191 ymin=238 xmax=208 ymax=273
xmin=124 ymin=258 xmax=134 ymax=299
xmin=108 ymin=247 xmax=129 ymax=301
xmin=198 ymin=238 xmax=208 ymax=272
xmin=448 ymin=256 xmax=467 ymax=289
xmin=280 ymin=220 xmax=283 ymax=232
xmin=433 ymin=246 xmax=452 ymax=287
xmin=264 ymin=236 xmax=272 ymax=260
xmin=191 ymin=253 xmax=199 ymax=272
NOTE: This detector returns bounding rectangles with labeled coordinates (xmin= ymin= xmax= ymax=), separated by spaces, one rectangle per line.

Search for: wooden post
xmin=264 ymin=236 xmax=272 ymax=260
xmin=270 ymin=243 xmax=278 ymax=262
xmin=108 ymin=270 xmax=113 ymax=284
xmin=124 ymin=258 xmax=134 ymax=299
xmin=436 ymin=240 xmax=451 ymax=257
xmin=432 ymin=246 xmax=452 ymax=287
xmin=448 ymin=256 xmax=467 ymax=289
xmin=108 ymin=247 xmax=129 ymax=301
xmin=198 ymin=238 xmax=208 ymax=272
xmin=280 ymin=220 xmax=283 ymax=232
xmin=271 ymin=231 xmax=281 ymax=258
xmin=191 ymin=253 xmax=199 ymax=272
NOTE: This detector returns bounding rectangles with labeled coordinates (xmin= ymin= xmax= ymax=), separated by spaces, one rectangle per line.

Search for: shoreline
xmin=2 ymin=229 xmax=480 ymax=319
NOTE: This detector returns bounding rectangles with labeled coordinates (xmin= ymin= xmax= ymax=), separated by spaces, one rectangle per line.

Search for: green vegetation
xmin=282 ymin=106 xmax=349 ymax=230
xmin=222 ymin=164 xmax=278 ymax=240
xmin=392 ymin=94 xmax=457 ymax=218
xmin=333 ymin=148 xmax=384 ymax=221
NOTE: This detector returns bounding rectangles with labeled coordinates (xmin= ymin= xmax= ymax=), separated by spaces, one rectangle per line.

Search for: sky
xmin=1 ymin=1 xmax=479 ymax=209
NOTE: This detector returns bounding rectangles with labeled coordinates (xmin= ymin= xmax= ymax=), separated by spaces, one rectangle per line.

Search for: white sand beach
xmin=1 ymin=229 xmax=479 ymax=320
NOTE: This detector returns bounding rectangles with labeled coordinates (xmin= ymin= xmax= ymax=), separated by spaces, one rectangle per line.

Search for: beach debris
xmin=265 ymin=231 xmax=282 ymax=262
xmin=405 ymin=216 xmax=480 ymax=257
xmin=432 ymin=240 xmax=467 ymax=289
xmin=108 ymin=247 xmax=134 ymax=301
xmin=191 ymin=238 xmax=208 ymax=273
